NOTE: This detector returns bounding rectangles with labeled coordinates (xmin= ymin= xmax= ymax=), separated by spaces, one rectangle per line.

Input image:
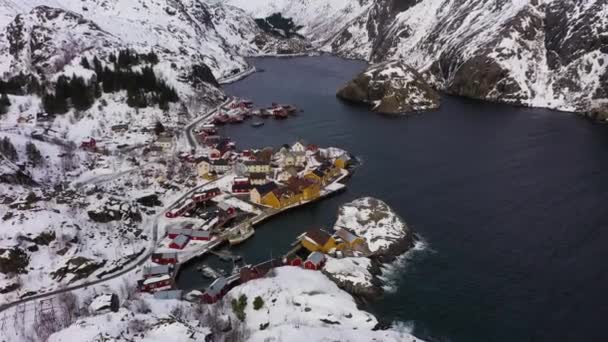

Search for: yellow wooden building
xmin=299 ymin=229 xmax=338 ymax=253
xmin=261 ymin=188 xmax=301 ymax=209
xmin=287 ymin=177 xmax=321 ymax=201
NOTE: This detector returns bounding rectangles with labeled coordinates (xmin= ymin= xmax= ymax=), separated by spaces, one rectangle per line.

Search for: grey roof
xmin=154 ymin=290 xmax=183 ymax=300
xmin=172 ymin=234 xmax=190 ymax=246
xmin=306 ymin=252 xmax=326 ymax=264
xmin=153 ymin=252 xmax=178 ymax=259
xmin=143 ymin=265 xmax=172 ymax=276
xmin=335 ymin=228 xmax=360 ymax=244
xmin=168 ymin=227 xmax=193 ymax=236
xmin=205 ymin=277 xmax=227 ymax=296
xmin=191 ymin=230 xmax=210 ymax=238
xmin=253 ymin=182 xmax=278 ymax=196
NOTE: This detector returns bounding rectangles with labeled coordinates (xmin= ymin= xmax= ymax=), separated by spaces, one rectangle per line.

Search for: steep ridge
xmin=228 ymin=0 xmax=608 ymax=115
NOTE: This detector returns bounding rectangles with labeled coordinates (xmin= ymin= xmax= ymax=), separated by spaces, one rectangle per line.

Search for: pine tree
xmin=54 ymin=76 xmax=70 ymax=114
xmin=70 ymin=76 xmax=94 ymax=111
xmin=102 ymin=67 xmax=116 ymax=93
xmin=26 ymin=141 xmax=42 ymax=167
xmin=154 ymin=121 xmax=165 ymax=135
xmin=93 ymin=56 xmax=103 ymax=82
xmin=0 ymin=137 xmax=18 ymax=161
xmin=80 ymin=57 xmax=91 ymax=69
xmin=0 ymin=93 xmax=10 ymax=114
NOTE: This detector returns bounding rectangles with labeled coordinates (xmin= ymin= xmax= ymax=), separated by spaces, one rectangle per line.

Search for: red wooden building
xmin=80 ymin=138 xmax=97 ymax=149
xmin=192 ymin=187 xmax=221 ymax=203
xmin=165 ymin=200 xmax=196 ymax=218
xmin=284 ymin=257 xmax=303 ymax=267
xmin=232 ymin=178 xmax=252 ymax=194
xmin=166 ymin=227 xmax=193 ymax=239
xmin=142 ymin=265 xmax=173 ymax=278
xmin=191 ymin=230 xmax=211 ymax=241
xmin=138 ymin=274 xmax=172 ymax=293
xmin=169 ymin=234 xmax=190 ymax=249
xmin=151 ymin=252 xmax=178 ymax=265
xmin=304 ymin=252 xmax=326 ymax=271
xmin=202 ymin=277 xmax=228 ymax=304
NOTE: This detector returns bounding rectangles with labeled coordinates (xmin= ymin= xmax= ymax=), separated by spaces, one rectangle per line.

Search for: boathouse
xmin=169 ymin=234 xmax=190 ymax=249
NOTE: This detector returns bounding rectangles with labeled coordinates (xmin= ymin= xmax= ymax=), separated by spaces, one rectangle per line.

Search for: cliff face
xmin=337 ymin=60 xmax=440 ymax=114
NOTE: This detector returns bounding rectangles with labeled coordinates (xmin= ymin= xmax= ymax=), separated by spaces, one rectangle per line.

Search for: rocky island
xmin=323 ymin=197 xmax=418 ymax=299
xmin=337 ymin=60 xmax=440 ymax=114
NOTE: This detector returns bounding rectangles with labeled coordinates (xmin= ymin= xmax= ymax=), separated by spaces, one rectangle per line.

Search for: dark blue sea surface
xmin=178 ymin=55 xmax=608 ymax=342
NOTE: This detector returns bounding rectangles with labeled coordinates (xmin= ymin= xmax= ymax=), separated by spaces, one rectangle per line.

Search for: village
xmin=118 ymin=98 xmax=370 ymax=304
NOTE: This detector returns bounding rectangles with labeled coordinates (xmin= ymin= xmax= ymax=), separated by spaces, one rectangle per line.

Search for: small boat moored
xmin=228 ymin=222 xmax=255 ymax=245
xmin=251 ymin=121 xmax=264 ymax=128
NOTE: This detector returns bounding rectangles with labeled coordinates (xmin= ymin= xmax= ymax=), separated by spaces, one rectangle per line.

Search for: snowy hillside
xmin=226 ymin=0 xmax=608 ymax=115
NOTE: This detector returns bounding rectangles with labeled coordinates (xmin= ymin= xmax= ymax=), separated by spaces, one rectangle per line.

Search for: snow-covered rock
xmin=225 ymin=266 xmax=422 ymax=342
xmin=337 ymin=60 xmax=440 ymax=114
xmin=334 ymin=197 xmax=415 ymax=261
xmin=49 ymin=306 xmax=210 ymax=342
xmin=322 ymin=256 xmax=382 ymax=298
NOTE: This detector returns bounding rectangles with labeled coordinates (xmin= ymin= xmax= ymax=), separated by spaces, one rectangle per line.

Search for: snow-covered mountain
xmin=229 ymin=0 xmax=608 ymax=115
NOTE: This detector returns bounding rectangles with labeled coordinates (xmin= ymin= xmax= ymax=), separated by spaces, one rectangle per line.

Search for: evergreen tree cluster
xmin=0 ymin=72 xmax=42 ymax=96
xmin=0 ymin=137 xmax=18 ymax=161
xmin=43 ymin=49 xmax=176 ymax=114
xmin=42 ymin=74 xmax=100 ymax=114
xmin=26 ymin=141 xmax=43 ymax=167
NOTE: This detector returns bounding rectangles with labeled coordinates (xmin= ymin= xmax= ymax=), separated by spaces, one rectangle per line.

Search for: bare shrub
xmin=35 ymin=311 xmax=61 ymax=341
xmin=133 ymin=298 xmax=151 ymax=314
xmin=128 ymin=318 xmax=149 ymax=334
xmin=170 ymin=304 xmax=185 ymax=321
xmin=58 ymin=291 xmax=79 ymax=325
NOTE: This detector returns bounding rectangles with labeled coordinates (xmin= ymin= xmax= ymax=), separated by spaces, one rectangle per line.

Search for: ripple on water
xmin=379 ymin=238 xmax=432 ymax=293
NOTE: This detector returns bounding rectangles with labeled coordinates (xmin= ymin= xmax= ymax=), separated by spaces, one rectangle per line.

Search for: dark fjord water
xmin=179 ymin=56 xmax=608 ymax=342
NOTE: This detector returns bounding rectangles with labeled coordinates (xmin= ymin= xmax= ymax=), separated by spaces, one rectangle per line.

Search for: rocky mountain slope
xmin=230 ymin=0 xmax=608 ymax=116
xmin=337 ymin=60 xmax=440 ymax=114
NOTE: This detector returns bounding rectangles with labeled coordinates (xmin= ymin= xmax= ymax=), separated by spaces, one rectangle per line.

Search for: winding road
xmin=0 ymin=66 xmax=257 ymax=315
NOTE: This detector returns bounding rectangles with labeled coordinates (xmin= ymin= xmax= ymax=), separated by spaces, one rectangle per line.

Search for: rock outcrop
xmin=334 ymin=197 xmax=415 ymax=262
xmin=337 ymin=60 xmax=440 ymax=114
xmin=322 ymin=256 xmax=383 ymax=298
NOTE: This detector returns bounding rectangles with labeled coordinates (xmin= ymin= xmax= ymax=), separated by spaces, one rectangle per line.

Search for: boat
xmin=197 ymin=265 xmax=222 ymax=279
xmin=228 ymin=222 xmax=254 ymax=245
xmin=251 ymin=121 xmax=264 ymax=127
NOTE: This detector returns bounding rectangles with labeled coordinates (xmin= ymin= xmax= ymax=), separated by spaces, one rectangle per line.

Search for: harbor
xmin=135 ymin=96 xmax=355 ymax=301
